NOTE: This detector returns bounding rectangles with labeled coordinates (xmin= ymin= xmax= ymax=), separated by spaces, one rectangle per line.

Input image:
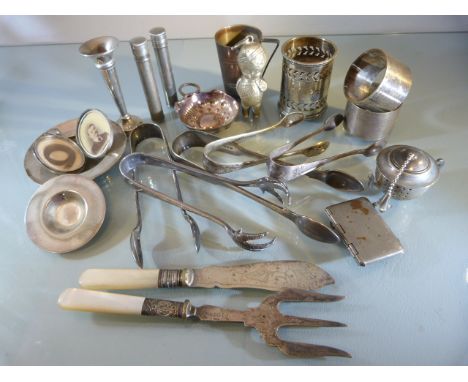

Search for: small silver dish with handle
xmin=174 ymin=83 xmax=239 ymax=131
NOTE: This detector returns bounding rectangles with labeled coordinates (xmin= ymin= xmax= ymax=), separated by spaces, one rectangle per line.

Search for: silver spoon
xmin=268 ymin=113 xmax=384 ymax=182
xmin=269 ymin=140 xmax=384 ymax=182
xmin=203 ymin=112 xmax=305 ymax=172
xmin=142 ymin=152 xmax=341 ymax=244
xmin=306 ymin=170 xmax=364 ymax=192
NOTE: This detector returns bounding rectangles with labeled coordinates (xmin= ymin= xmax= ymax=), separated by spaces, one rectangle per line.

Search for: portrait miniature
xmin=77 ymin=109 xmax=113 ymax=158
xmin=33 ymin=134 xmax=85 ymax=173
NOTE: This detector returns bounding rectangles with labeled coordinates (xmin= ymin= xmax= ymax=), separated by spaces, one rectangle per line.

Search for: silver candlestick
xmin=79 ymin=36 xmax=143 ymax=132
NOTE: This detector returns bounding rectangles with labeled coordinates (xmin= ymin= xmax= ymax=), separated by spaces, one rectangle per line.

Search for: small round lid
xmin=149 ymin=27 xmax=167 ymax=48
xmin=389 ymin=146 xmax=430 ymax=173
xmin=376 ymin=145 xmax=442 ymax=189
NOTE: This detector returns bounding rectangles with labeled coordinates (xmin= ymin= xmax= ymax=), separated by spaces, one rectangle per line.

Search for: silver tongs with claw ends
xmin=126 ymin=153 xmax=340 ymax=244
xmin=173 ymin=130 xmax=363 ymax=192
xmin=268 ymin=114 xmax=375 ymax=185
xmin=203 ymin=112 xmax=305 ymax=174
xmin=129 ymin=123 xmax=201 ymax=268
xmin=59 ymin=288 xmax=351 ymax=358
xmin=120 ymin=153 xmax=276 ymax=251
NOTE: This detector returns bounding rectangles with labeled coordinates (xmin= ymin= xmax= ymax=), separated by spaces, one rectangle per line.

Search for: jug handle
xmin=260 ymin=38 xmax=280 ymax=79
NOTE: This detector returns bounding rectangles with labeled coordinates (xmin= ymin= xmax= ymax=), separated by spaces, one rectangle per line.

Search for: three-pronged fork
xmin=58 ymin=288 xmax=350 ymax=358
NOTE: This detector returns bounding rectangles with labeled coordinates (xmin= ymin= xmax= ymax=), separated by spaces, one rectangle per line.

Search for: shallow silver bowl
xmin=175 ymin=83 xmax=239 ymax=131
xmin=25 ymin=174 xmax=106 ymax=253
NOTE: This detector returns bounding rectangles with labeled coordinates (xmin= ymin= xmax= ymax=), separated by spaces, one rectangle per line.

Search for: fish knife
xmin=79 ymin=261 xmax=334 ymax=292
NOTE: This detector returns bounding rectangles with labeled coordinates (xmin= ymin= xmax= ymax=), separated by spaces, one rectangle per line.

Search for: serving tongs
xmin=203 ymin=112 xmax=305 ymax=173
xmin=120 ymin=153 xmax=276 ymax=251
xmin=59 ymin=288 xmax=350 ymax=358
xmin=171 ymin=139 xmax=340 ymax=244
xmin=129 ymin=123 xmax=201 ymax=268
xmin=268 ymin=114 xmax=373 ymax=186
xmin=173 ymin=129 xmax=364 ymax=192
xmin=120 ymin=153 xmax=340 ymax=246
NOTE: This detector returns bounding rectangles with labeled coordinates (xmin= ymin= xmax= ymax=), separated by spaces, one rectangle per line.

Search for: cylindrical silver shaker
xmin=149 ymin=27 xmax=178 ymax=107
xmin=130 ymin=37 xmax=164 ymax=123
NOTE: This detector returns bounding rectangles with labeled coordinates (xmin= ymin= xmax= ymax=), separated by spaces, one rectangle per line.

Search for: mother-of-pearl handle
xmin=79 ymin=269 xmax=161 ymax=290
xmin=58 ymin=288 xmax=144 ymax=315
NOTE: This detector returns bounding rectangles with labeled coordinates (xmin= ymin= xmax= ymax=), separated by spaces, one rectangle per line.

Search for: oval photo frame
xmin=77 ymin=109 xmax=113 ymax=159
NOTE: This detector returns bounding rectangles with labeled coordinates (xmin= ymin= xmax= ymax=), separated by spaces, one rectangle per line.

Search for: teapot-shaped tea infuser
xmin=372 ymin=145 xmax=444 ymax=212
xmin=232 ymin=35 xmax=268 ymax=118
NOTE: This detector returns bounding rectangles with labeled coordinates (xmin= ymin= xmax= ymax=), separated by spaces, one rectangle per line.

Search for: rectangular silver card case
xmin=325 ymin=197 xmax=404 ymax=266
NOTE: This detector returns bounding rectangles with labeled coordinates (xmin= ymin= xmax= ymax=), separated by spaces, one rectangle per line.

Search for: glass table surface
xmin=0 ymin=31 xmax=467 ymax=365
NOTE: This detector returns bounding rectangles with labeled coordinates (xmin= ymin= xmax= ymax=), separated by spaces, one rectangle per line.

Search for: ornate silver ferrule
xmin=158 ymin=269 xmax=194 ymax=288
xmin=141 ymin=298 xmax=197 ymax=319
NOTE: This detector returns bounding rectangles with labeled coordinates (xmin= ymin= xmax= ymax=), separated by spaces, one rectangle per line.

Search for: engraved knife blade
xmin=79 ymin=261 xmax=334 ymax=292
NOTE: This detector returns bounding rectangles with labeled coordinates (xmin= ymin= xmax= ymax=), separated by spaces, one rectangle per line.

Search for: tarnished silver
xmin=172 ymin=130 xmax=363 ymax=192
xmin=279 ymin=36 xmax=337 ymax=119
xmin=344 ymin=48 xmax=412 ymax=112
xmin=25 ymin=175 xmax=106 ymax=254
xmin=175 ymin=83 xmax=239 ymax=131
xmin=173 ymin=135 xmax=292 ymax=204
xmin=76 ymin=109 xmax=114 ymax=159
xmin=325 ymin=197 xmax=404 ymax=266
xmin=25 ymin=118 xmax=126 ymax=185
xmin=129 ymin=37 xmax=164 ymax=123
xmin=374 ymin=152 xmax=415 ymax=212
xmin=129 ymin=123 xmax=201 ymax=258
xmin=267 ymin=114 xmax=365 ymax=184
xmin=62 ymin=288 xmax=350 ymax=358
xmin=169 ymin=143 xmax=341 ymax=244
xmin=374 ymin=145 xmax=444 ymax=200
xmin=175 ymin=128 xmax=328 ymax=173
xmin=232 ymin=35 xmax=268 ymax=118
xmin=79 ymin=36 xmax=143 ymax=132
xmin=120 ymin=153 xmax=276 ymax=251
xmin=269 ymin=131 xmax=384 ymax=182
xmin=157 ymin=269 xmax=186 ymax=288
xmin=141 ymin=298 xmax=196 ymax=319
xmin=32 ymin=134 xmax=86 ymax=174
xmin=79 ymin=261 xmax=334 ymax=292
xmin=214 ymin=24 xmax=279 ymax=99
xmin=344 ymin=101 xmax=401 ymax=141
xmin=203 ymin=112 xmax=305 ymax=172
xmin=128 ymin=124 xmax=145 ymax=268
xmin=149 ymin=27 xmax=178 ymax=107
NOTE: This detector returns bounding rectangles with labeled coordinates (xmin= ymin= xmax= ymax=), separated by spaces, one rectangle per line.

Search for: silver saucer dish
xmin=25 ymin=174 xmax=106 ymax=254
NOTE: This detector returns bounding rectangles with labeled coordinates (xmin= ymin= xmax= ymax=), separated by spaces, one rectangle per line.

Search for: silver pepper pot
xmin=232 ymin=35 xmax=268 ymax=118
